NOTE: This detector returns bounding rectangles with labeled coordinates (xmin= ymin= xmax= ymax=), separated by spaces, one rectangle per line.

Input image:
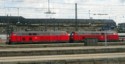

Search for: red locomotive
xmin=8 ymin=31 xmax=69 ymax=44
xmin=8 ymin=31 xmax=119 ymax=45
xmin=70 ymin=31 xmax=119 ymax=42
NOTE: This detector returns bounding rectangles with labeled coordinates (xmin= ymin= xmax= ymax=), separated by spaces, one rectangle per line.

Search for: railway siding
xmin=0 ymin=43 xmax=85 ymax=48
xmin=0 ymin=42 xmax=125 ymax=48
xmin=0 ymin=53 xmax=125 ymax=64
xmin=1 ymin=43 xmax=125 ymax=64
xmin=0 ymin=46 xmax=125 ymax=57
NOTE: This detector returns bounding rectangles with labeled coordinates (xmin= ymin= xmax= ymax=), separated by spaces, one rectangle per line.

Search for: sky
xmin=0 ymin=0 xmax=125 ymax=24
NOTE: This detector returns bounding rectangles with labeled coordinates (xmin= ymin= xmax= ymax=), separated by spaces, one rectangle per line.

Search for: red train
xmin=8 ymin=31 xmax=69 ymax=44
xmin=7 ymin=31 xmax=119 ymax=45
xmin=71 ymin=31 xmax=119 ymax=42
xmin=71 ymin=31 xmax=119 ymax=45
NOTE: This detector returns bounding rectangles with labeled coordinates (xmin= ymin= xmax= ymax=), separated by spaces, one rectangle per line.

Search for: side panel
xmin=107 ymin=35 xmax=119 ymax=41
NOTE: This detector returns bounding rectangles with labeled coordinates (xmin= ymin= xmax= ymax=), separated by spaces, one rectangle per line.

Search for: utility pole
xmin=6 ymin=14 xmax=10 ymax=44
xmin=44 ymin=0 xmax=56 ymax=31
xmin=17 ymin=8 xmax=20 ymax=24
xmin=75 ymin=3 xmax=78 ymax=31
xmin=45 ymin=0 xmax=55 ymax=14
xmin=89 ymin=10 xmax=90 ymax=19
xmin=104 ymin=31 xmax=107 ymax=46
xmin=6 ymin=14 xmax=8 ymax=34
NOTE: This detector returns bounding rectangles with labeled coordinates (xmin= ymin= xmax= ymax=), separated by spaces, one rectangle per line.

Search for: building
xmin=118 ymin=23 xmax=125 ymax=33
xmin=0 ymin=16 xmax=116 ymax=34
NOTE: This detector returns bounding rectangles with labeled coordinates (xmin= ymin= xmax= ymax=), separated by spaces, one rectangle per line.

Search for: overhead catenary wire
xmin=0 ymin=0 xmax=125 ymax=19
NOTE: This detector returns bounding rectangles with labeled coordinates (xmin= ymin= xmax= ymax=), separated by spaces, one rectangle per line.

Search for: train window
xmin=33 ymin=33 xmax=37 ymax=35
xmin=28 ymin=33 xmax=37 ymax=35
xmin=101 ymin=33 xmax=105 ymax=35
xmin=29 ymin=33 xmax=32 ymax=35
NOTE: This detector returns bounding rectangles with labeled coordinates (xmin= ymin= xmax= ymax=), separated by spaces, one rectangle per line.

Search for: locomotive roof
xmin=13 ymin=31 xmax=67 ymax=33
xmin=76 ymin=31 xmax=117 ymax=33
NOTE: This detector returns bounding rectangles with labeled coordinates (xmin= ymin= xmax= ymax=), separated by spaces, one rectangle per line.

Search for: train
xmin=7 ymin=31 xmax=119 ymax=45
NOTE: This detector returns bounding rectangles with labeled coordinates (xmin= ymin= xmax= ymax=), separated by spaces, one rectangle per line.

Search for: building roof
xmin=0 ymin=16 xmax=116 ymax=25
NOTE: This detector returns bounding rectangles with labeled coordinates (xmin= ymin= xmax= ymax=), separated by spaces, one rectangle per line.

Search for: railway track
xmin=0 ymin=42 xmax=125 ymax=48
xmin=0 ymin=43 xmax=125 ymax=64
xmin=0 ymin=53 xmax=125 ymax=64
xmin=0 ymin=43 xmax=84 ymax=48
xmin=0 ymin=45 xmax=125 ymax=57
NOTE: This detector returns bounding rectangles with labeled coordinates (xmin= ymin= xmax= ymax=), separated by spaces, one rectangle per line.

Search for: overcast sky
xmin=0 ymin=0 xmax=125 ymax=24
